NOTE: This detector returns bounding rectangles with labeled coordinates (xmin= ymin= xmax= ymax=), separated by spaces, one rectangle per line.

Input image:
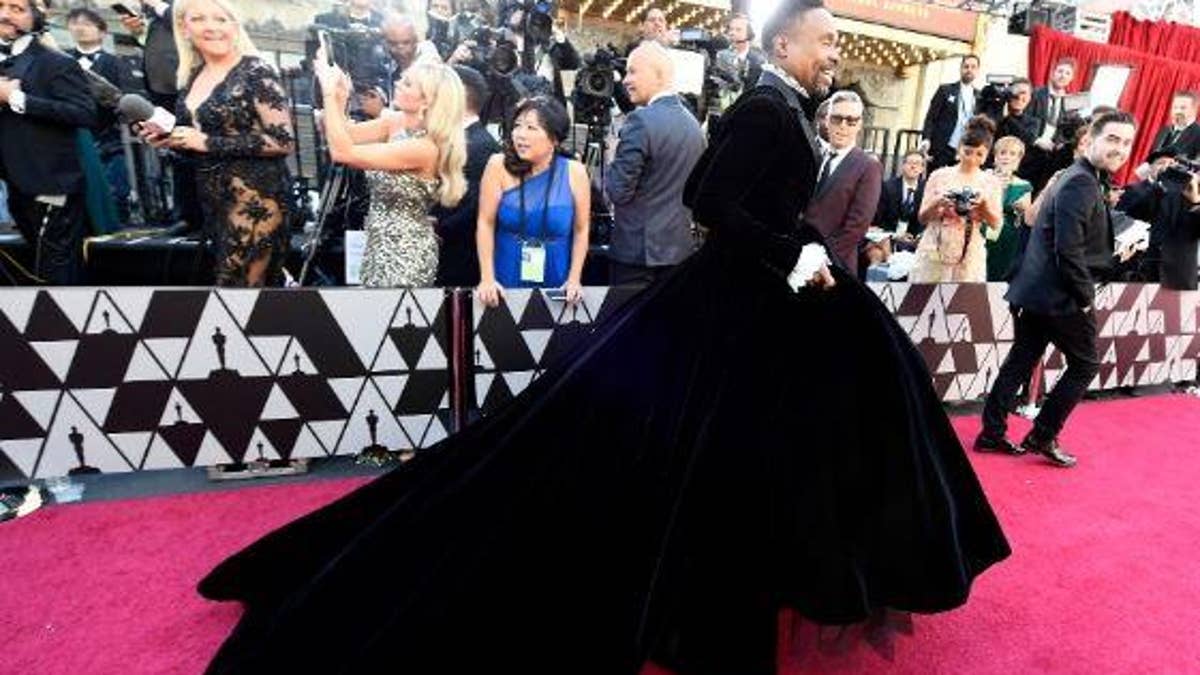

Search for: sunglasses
xmin=828 ymin=114 xmax=861 ymax=127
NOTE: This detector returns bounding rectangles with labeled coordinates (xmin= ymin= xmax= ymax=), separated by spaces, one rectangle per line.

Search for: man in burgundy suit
xmin=803 ymin=90 xmax=882 ymax=276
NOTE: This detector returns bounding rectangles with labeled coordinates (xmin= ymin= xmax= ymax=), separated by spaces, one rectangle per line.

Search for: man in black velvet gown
xmin=685 ymin=0 xmax=838 ymax=285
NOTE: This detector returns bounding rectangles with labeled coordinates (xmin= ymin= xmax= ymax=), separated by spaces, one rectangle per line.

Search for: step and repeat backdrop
xmin=1 ymin=283 xmax=1197 ymax=481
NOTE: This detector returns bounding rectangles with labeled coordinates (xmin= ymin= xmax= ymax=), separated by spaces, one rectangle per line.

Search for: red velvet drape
xmin=1029 ymin=25 xmax=1200 ymax=184
xmin=1109 ymin=11 xmax=1200 ymax=62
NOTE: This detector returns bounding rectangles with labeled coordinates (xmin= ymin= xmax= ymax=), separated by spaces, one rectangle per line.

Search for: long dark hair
xmin=503 ymin=96 xmax=571 ymax=176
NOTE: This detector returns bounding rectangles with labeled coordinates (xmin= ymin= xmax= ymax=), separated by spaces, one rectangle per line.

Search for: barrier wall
xmin=0 ymin=283 xmax=1196 ymax=481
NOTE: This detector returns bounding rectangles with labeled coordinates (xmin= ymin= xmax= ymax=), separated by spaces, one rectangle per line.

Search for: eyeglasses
xmin=828 ymin=115 xmax=861 ymax=127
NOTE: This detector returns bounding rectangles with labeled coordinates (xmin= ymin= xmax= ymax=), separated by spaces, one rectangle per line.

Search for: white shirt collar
xmin=648 ymin=90 xmax=675 ymax=106
xmin=76 ymin=45 xmax=103 ymax=56
xmin=761 ymin=63 xmax=809 ymax=99
xmin=1 ymin=34 xmax=34 ymax=58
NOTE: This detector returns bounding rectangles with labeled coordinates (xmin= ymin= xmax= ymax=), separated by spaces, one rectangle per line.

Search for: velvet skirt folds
xmin=199 ymin=242 xmax=1010 ymax=674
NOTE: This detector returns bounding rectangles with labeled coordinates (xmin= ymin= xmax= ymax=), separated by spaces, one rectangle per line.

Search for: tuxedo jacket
xmin=143 ymin=1 xmax=179 ymax=98
xmin=1118 ymin=179 xmax=1200 ymax=290
xmin=684 ymin=70 xmax=824 ymax=274
xmin=0 ymin=40 xmax=98 ymax=196
xmin=1149 ymin=122 xmax=1200 ymax=160
xmin=874 ymin=175 xmax=926 ymax=237
xmin=433 ymin=121 xmax=500 ymax=287
xmin=1007 ymin=158 xmax=1114 ymax=315
xmin=803 ymin=146 xmax=882 ymax=276
xmin=922 ymin=82 xmax=978 ymax=150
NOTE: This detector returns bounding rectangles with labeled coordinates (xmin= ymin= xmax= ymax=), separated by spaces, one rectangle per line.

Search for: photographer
xmin=615 ymin=8 xmax=676 ymax=114
xmin=1117 ymin=151 xmax=1200 ymax=290
xmin=382 ymin=13 xmax=442 ymax=88
xmin=996 ymin=78 xmax=1044 ymax=152
xmin=715 ymin=13 xmax=764 ymax=96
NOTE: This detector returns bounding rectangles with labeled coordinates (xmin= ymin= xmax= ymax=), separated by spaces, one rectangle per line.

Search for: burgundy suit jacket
xmin=803 ymin=146 xmax=883 ymax=276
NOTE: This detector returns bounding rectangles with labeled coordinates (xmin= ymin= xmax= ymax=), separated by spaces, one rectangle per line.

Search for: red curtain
xmin=1109 ymin=11 xmax=1200 ymax=62
xmin=1029 ymin=25 xmax=1200 ymax=184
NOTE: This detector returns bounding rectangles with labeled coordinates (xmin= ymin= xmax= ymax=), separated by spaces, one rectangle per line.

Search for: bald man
xmin=604 ymin=42 xmax=706 ymax=287
xmin=382 ymin=12 xmax=442 ymax=86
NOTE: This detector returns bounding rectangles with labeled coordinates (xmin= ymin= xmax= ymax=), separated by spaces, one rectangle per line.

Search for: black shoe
xmin=1021 ymin=434 xmax=1077 ymax=467
xmin=973 ymin=433 xmax=1026 ymax=455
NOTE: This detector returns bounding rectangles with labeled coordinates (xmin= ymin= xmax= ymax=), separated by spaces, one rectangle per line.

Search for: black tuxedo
xmin=685 ymin=69 xmax=824 ymax=274
xmin=68 ymin=48 xmax=134 ymax=156
xmin=1148 ymin=121 xmax=1200 ymax=160
xmin=0 ymin=39 xmax=98 ymax=283
xmin=434 ymin=121 xmax=500 ymax=287
xmin=141 ymin=0 xmax=178 ymax=105
xmin=922 ymin=82 xmax=978 ymax=170
xmin=983 ymin=157 xmax=1110 ymax=444
xmin=874 ymin=176 xmax=926 ymax=238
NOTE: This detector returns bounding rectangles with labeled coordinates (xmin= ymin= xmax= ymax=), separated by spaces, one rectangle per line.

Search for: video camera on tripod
xmin=573 ymin=45 xmax=624 ymax=128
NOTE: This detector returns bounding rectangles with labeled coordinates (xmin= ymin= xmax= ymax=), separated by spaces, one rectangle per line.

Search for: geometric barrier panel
xmin=2 ymin=283 xmax=1196 ymax=481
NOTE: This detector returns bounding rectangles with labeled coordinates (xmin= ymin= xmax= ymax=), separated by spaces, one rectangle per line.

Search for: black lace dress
xmin=177 ymin=56 xmax=294 ymax=286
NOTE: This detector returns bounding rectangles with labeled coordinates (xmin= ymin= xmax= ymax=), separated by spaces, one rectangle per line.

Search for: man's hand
xmin=1184 ymin=174 xmax=1200 ymax=205
xmin=0 ymin=78 xmax=20 ymax=106
xmin=809 ymin=263 xmax=836 ymax=290
xmin=120 ymin=15 xmax=147 ymax=37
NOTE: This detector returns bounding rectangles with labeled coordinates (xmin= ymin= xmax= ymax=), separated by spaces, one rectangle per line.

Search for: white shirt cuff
xmin=8 ymin=88 xmax=26 ymax=114
xmin=786 ymin=243 xmax=831 ymax=292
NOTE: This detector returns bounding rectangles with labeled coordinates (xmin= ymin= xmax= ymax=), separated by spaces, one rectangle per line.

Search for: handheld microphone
xmin=117 ymin=93 xmax=176 ymax=132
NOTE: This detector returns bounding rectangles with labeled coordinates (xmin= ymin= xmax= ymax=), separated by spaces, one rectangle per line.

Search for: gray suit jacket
xmin=803 ymin=146 xmax=882 ymax=276
xmin=605 ymin=94 xmax=706 ymax=267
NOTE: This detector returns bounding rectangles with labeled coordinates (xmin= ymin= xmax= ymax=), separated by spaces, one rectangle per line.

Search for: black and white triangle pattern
xmin=0 ymin=288 xmax=451 ymax=482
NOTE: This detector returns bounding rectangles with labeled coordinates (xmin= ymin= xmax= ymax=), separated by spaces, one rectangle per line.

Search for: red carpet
xmin=2 ymin=395 xmax=1199 ymax=674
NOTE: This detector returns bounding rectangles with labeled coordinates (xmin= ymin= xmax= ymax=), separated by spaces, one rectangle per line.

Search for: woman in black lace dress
xmin=140 ymin=0 xmax=293 ymax=286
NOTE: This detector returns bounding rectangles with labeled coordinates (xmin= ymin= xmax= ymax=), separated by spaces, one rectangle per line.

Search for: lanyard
xmin=518 ymin=156 xmax=557 ymax=243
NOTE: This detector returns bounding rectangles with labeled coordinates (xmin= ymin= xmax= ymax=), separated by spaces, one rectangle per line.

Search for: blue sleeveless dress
xmin=493 ymin=155 xmax=574 ymax=289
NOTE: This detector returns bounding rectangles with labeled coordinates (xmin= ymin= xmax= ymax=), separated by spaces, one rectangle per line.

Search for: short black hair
xmin=453 ymin=65 xmax=489 ymax=116
xmin=760 ymin=0 xmax=825 ymax=53
xmin=1089 ymin=109 xmax=1137 ymax=137
xmin=67 ymin=7 xmax=107 ymax=32
xmin=1173 ymin=90 xmax=1199 ymax=104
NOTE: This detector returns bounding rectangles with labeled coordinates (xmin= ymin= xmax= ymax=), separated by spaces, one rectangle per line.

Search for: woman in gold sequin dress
xmin=315 ymin=55 xmax=467 ymax=287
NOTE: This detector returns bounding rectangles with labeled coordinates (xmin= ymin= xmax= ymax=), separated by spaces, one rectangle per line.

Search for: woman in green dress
xmin=984 ymin=135 xmax=1033 ymax=281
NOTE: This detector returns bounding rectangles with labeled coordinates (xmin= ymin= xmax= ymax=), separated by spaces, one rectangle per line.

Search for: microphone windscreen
xmin=117 ymin=93 xmax=156 ymax=122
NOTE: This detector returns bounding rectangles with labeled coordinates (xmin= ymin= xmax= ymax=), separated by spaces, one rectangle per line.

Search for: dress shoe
xmin=1021 ymin=435 xmax=1077 ymax=467
xmin=973 ymin=433 xmax=1026 ymax=455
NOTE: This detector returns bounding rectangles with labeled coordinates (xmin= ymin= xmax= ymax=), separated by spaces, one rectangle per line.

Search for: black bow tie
xmin=0 ymin=43 xmax=11 ymax=57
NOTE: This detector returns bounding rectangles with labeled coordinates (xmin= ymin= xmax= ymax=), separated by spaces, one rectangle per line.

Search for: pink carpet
xmin=2 ymin=395 xmax=1199 ymax=674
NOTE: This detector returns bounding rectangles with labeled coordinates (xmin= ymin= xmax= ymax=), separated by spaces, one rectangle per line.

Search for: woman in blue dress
xmin=476 ymin=97 xmax=590 ymax=306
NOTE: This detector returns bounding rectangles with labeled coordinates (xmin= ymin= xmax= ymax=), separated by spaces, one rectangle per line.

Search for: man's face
xmin=1087 ymin=121 xmax=1136 ymax=173
xmin=774 ymin=8 xmax=839 ymax=97
xmin=641 ymin=9 xmax=666 ymax=41
xmin=1171 ymin=95 xmax=1196 ymax=127
xmin=960 ymin=57 xmax=979 ymax=84
xmin=1051 ymin=62 xmax=1074 ymax=89
xmin=826 ymin=99 xmax=862 ymax=150
xmin=901 ymin=154 xmax=925 ymax=181
xmin=623 ymin=49 xmax=664 ymax=106
xmin=0 ymin=0 xmax=34 ymax=41
xmin=429 ymin=0 xmax=452 ymax=16
xmin=1008 ymin=83 xmax=1031 ymax=114
xmin=349 ymin=0 xmax=374 ymax=13
xmin=726 ymin=17 xmax=750 ymax=44
xmin=68 ymin=17 xmax=105 ymax=48
xmin=384 ymin=23 xmax=418 ymax=66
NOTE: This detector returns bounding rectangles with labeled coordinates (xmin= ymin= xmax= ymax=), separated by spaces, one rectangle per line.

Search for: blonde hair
xmin=173 ymin=0 xmax=260 ymax=89
xmin=406 ymin=62 xmax=467 ymax=207
xmin=994 ymin=135 xmax=1026 ymax=158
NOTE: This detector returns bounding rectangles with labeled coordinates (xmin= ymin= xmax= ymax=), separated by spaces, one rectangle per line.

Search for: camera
xmin=976 ymin=74 xmax=1016 ymax=123
xmin=573 ymin=45 xmax=624 ymax=128
xmin=945 ymin=186 xmax=980 ymax=217
xmin=1159 ymin=156 xmax=1200 ymax=188
xmin=305 ymin=25 xmax=389 ymax=102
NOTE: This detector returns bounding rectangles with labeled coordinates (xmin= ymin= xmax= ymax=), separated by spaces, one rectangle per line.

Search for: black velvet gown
xmin=199 ymin=75 xmax=1010 ymax=674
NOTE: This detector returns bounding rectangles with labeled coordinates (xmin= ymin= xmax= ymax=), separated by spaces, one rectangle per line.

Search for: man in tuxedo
xmin=920 ymin=55 xmax=980 ymax=171
xmin=874 ymin=150 xmax=926 ymax=245
xmin=0 ymin=0 xmax=98 ymax=284
xmin=996 ymin=77 xmax=1044 ymax=151
xmin=433 ymin=65 xmax=499 ymax=287
xmin=605 ymin=41 xmax=705 ymax=287
xmin=685 ymin=0 xmax=838 ymax=290
xmin=977 ymin=110 xmax=1138 ymax=468
xmin=1148 ymin=90 xmax=1200 ymax=159
xmin=804 ymin=90 xmax=881 ymax=276
xmin=1030 ymin=56 xmax=1075 ymax=133
xmin=715 ymin=13 xmax=765 ymax=95
xmin=67 ymin=8 xmax=136 ymax=223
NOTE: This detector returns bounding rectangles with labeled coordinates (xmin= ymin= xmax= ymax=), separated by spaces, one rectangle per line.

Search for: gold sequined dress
xmin=360 ymin=131 xmax=440 ymax=288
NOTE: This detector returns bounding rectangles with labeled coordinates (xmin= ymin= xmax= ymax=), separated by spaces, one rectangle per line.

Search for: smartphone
xmin=316 ymin=30 xmax=335 ymax=67
xmin=112 ymin=2 xmax=140 ymax=18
